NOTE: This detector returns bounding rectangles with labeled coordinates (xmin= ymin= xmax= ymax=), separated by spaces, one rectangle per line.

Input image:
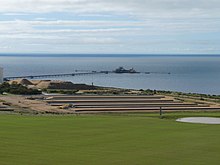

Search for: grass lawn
xmin=0 ymin=112 xmax=220 ymax=165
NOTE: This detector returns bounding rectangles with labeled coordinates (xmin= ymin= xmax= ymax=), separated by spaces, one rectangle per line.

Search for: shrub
xmin=0 ymin=82 xmax=41 ymax=95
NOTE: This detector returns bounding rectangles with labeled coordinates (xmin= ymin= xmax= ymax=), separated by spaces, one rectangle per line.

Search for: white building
xmin=0 ymin=67 xmax=3 ymax=83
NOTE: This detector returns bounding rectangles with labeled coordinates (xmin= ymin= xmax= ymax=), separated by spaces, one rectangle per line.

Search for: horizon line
xmin=0 ymin=53 xmax=220 ymax=56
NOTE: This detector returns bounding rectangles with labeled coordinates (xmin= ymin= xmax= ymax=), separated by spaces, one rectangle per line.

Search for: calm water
xmin=0 ymin=55 xmax=220 ymax=95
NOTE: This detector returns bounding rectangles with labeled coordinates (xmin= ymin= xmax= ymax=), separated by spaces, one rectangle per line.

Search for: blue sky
xmin=0 ymin=0 xmax=220 ymax=54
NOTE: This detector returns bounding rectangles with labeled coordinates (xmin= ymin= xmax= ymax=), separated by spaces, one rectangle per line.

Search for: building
xmin=114 ymin=67 xmax=139 ymax=74
xmin=0 ymin=67 xmax=3 ymax=83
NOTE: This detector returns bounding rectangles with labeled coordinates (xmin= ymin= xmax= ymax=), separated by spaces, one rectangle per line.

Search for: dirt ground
xmin=0 ymin=95 xmax=74 ymax=114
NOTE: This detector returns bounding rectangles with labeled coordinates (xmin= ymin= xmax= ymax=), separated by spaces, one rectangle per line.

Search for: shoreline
xmin=1 ymin=79 xmax=220 ymax=115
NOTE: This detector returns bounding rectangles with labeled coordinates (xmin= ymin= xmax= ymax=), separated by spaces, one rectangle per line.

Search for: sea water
xmin=0 ymin=54 xmax=220 ymax=95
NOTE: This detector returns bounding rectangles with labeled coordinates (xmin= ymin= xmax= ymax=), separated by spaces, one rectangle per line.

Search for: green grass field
xmin=0 ymin=112 xmax=220 ymax=165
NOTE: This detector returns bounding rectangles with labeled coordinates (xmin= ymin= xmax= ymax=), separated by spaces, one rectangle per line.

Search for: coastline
xmin=1 ymin=79 xmax=220 ymax=115
xmin=1 ymin=55 xmax=220 ymax=95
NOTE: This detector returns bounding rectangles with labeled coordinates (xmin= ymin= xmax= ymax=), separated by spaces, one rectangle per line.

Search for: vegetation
xmin=0 ymin=82 xmax=41 ymax=95
xmin=140 ymin=89 xmax=156 ymax=95
xmin=44 ymin=89 xmax=79 ymax=95
xmin=43 ymin=88 xmax=131 ymax=95
xmin=157 ymin=90 xmax=220 ymax=99
xmin=141 ymin=89 xmax=220 ymax=103
xmin=0 ymin=113 xmax=220 ymax=165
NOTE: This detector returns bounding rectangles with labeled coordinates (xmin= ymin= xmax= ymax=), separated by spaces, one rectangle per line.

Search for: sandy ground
xmin=166 ymin=95 xmax=220 ymax=107
xmin=176 ymin=117 xmax=220 ymax=124
xmin=0 ymin=95 xmax=74 ymax=114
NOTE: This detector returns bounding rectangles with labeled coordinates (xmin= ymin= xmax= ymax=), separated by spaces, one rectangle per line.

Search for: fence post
xmin=160 ymin=107 xmax=163 ymax=118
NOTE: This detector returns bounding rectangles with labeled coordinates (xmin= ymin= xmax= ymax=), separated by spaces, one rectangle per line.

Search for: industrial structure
xmin=0 ymin=67 xmax=3 ymax=83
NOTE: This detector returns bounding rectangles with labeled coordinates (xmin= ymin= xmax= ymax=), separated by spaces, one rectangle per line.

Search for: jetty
xmin=4 ymin=71 xmax=103 ymax=81
xmin=3 ymin=67 xmax=171 ymax=81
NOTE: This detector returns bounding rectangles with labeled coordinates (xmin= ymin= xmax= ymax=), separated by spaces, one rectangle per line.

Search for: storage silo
xmin=0 ymin=67 xmax=3 ymax=83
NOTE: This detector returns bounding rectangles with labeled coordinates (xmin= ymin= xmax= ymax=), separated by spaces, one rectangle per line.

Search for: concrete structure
xmin=0 ymin=67 xmax=3 ymax=83
xmin=45 ymin=95 xmax=220 ymax=113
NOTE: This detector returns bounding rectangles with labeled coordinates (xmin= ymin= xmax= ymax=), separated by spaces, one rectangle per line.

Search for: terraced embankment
xmin=45 ymin=95 xmax=220 ymax=113
xmin=0 ymin=102 xmax=14 ymax=112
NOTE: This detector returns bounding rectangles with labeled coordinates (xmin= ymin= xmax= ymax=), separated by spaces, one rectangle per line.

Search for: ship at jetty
xmin=113 ymin=67 xmax=140 ymax=74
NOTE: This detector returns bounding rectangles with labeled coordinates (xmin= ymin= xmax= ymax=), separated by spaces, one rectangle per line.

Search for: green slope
xmin=0 ymin=113 xmax=220 ymax=165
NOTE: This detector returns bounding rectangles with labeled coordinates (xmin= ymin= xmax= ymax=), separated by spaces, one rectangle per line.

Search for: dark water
xmin=0 ymin=55 xmax=220 ymax=95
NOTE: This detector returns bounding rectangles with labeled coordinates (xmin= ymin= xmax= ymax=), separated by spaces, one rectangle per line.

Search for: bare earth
xmin=0 ymin=95 xmax=74 ymax=114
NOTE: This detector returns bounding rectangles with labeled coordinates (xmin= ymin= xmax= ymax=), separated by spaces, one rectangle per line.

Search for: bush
xmin=0 ymin=82 xmax=41 ymax=95
xmin=46 ymin=89 xmax=78 ymax=95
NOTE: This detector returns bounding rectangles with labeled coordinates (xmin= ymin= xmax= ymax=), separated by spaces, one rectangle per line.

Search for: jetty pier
xmin=3 ymin=67 xmax=171 ymax=81
xmin=3 ymin=71 xmax=105 ymax=81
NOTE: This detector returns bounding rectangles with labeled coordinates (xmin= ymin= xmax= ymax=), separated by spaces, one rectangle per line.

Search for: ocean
xmin=0 ymin=54 xmax=220 ymax=95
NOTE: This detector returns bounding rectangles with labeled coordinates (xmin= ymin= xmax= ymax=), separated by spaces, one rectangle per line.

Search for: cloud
xmin=0 ymin=0 xmax=220 ymax=54
xmin=0 ymin=0 xmax=219 ymax=18
xmin=2 ymin=12 xmax=29 ymax=16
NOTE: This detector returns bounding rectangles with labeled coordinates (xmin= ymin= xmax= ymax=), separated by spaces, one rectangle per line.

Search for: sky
xmin=0 ymin=0 xmax=220 ymax=54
